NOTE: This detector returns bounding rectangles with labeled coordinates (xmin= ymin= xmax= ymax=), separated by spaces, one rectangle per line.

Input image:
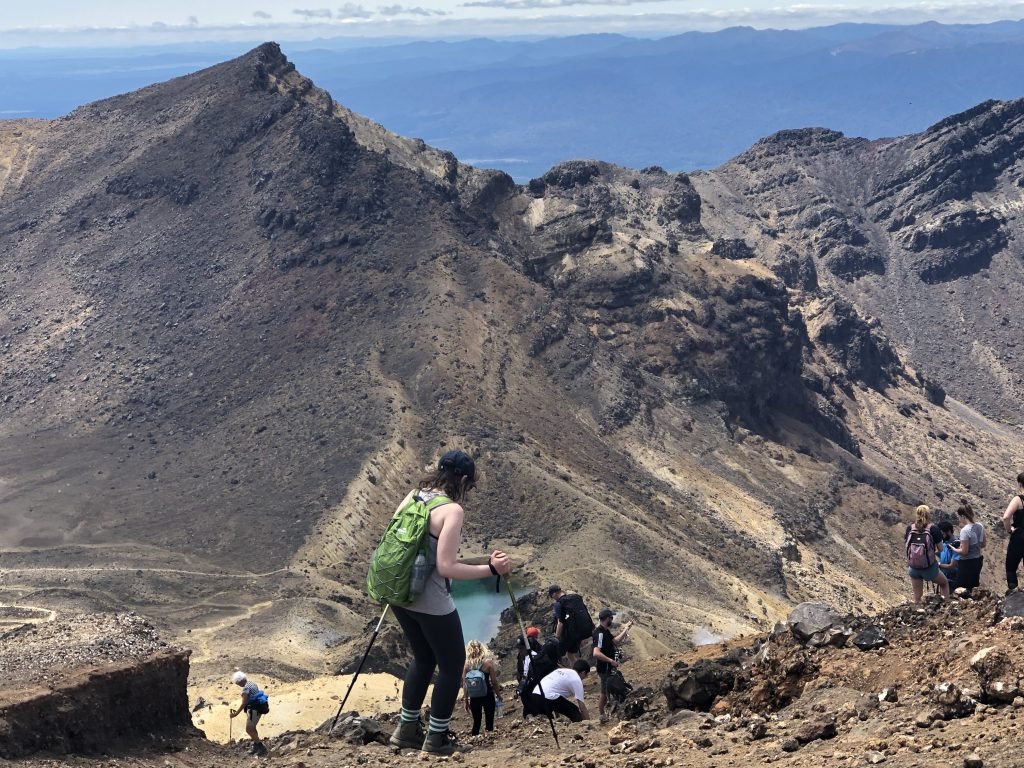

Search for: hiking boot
xmin=421 ymin=729 xmax=459 ymax=755
xmin=389 ymin=720 xmax=425 ymax=750
xmin=251 ymin=742 xmax=268 ymax=758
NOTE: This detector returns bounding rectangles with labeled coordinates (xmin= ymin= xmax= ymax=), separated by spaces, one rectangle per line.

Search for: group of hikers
xmin=227 ymin=451 xmax=1024 ymax=757
xmin=365 ymin=449 xmax=635 ymax=755
xmin=904 ymin=472 xmax=1024 ymax=603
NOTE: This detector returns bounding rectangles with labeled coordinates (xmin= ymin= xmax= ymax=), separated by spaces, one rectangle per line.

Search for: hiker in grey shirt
xmin=949 ymin=503 xmax=985 ymax=593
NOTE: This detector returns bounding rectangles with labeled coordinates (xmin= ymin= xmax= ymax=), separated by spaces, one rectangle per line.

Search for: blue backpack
xmin=247 ymin=690 xmax=270 ymax=715
xmin=465 ymin=666 xmax=488 ymax=698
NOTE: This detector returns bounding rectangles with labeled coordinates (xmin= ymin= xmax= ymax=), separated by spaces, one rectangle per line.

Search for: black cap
xmin=599 ymin=608 xmax=615 ymax=620
xmin=438 ymin=450 xmax=476 ymax=483
xmin=547 ymin=585 xmax=562 ymax=596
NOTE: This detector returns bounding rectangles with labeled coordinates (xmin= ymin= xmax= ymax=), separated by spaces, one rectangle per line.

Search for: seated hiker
xmin=905 ymin=505 xmax=949 ymax=603
xmin=937 ymin=521 xmax=960 ymax=590
xmin=463 ymin=640 xmax=502 ymax=735
xmin=591 ymin=607 xmax=633 ymax=719
xmin=527 ymin=659 xmax=592 ymax=722
xmin=230 ymin=671 xmax=268 ymax=756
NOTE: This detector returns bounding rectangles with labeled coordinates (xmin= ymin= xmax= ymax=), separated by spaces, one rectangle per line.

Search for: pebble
xmin=964 ymin=754 xmax=983 ymax=768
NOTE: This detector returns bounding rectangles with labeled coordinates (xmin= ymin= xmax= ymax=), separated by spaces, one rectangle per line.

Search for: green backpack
xmin=367 ymin=493 xmax=451 ymax=607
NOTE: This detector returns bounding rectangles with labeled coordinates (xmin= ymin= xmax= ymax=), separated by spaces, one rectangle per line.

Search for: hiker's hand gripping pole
xmin=329 ymin=604 xmax=391 ymax=733
xmin=504 ymin=578 xmax=560 ymax=749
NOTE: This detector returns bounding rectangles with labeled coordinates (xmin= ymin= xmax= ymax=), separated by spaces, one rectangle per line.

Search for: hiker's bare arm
xmin=555 ymin=620 xmax=564 ymax=640
xmin=614 ymin=622 xmax=633 ymax=643
xmin=592 ymin=648 xmax=616 ymax=666
xmin=434 ymin=505 xmax=511 ymax=579
xmin=578 ymin=701 xmax=590 ymax=720
xmin=1004 ymin=498 xmax=1020 ymax=533
xmin=952 ymin=538 xmax=969 ymax=556
xmin=485 ymin=660 xmax=501 ymax=697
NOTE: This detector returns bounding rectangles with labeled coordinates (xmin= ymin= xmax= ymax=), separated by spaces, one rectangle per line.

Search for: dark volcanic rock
xmin=788 ymin=602 xmax=843 ymax=642
xmin=663 ymin=660 xmax=738 ymax=711
xmin=852 ymin=625 xmax=889 ymax=651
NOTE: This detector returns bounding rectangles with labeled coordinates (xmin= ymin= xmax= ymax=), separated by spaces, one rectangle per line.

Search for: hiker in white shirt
xmin=528 ymin=659 xmax=591 ymax=722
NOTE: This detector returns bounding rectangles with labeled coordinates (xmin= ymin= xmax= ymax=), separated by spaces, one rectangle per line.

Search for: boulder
xmin=932 ymin=682 xmax=976 ymax=720
xmin=663 ymin=660 xmax=737 ymax=712
xmin=788 ymin=602 xmax=843 ymax=642
xmin=794 ymin=717 xmax=836 ymax=744
xmin=1003 ymin=591 xmax=1024 ymax=618
xmin=853 ymin=625 xmax=889 ymax=651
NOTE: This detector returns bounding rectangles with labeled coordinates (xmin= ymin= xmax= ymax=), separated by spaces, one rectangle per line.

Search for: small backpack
xmin=906 ymin=526 xmax=935 ymax=570
xmin=366 ymin=493 xmax=451 ymax=607
xmin=517 ymin=640 xmax=560 ymax=702
xmin=247 ymin=690 xmax=270 ymax=715
xmin=465 ymin=666 xmax=488 ymax=698
xmin=559 ymin=594 xmax=595 ymax=643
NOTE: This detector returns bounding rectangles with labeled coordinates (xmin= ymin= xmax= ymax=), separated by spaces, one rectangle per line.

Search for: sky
xmin=3 ymin=0 xmax=1024 ymax=45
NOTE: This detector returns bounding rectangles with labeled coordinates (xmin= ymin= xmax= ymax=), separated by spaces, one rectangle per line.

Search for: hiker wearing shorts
xmin=229 ymin=671 xmax=267 ymax=756
xmin=1001 ymin=472 xmax=1024 ymax=593
xmin=905 ymin=505 xmax=949 ymax=603
xmin=909 ymin=507 xmax=946 ymax=606
xmin=463 ymin=640 xmax=501 ymax=735
xmin=528 ymin=660 xmax=591 ymax=721
xmin=591 ymin=608 xmax=633 ymax=718
xmin=547 ymin=586 xmax=580 ymax=663
xmin=949 ymin=503 xmax=985 ymax=594
xmin=388 ymin=450 xmax=511 ymax=755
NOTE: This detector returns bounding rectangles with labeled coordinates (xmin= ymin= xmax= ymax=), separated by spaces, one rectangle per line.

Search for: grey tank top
xmin=404 ymin=490 xmax=456 ymax=616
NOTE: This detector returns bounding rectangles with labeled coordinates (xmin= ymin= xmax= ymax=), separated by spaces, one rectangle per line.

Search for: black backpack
xmin=559 ymin=594 xmax=595 ymax=643
xmin=517 ymin=639 xmax=560 ymax=702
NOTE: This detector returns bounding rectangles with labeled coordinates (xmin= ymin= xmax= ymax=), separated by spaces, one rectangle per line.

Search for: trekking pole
xmin=228 ymin=707 xmax=232 ymax=744
xmin=329 ymin=604 xmax=391 ymax=733
xmin=504 ymin=578 xmax=560 ymax=749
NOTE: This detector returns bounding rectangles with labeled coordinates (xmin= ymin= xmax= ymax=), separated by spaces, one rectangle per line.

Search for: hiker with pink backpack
xmin=905 ymin=504 xmax=950 ymax=602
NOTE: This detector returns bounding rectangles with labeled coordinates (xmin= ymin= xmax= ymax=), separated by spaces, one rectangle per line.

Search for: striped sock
xmin=427 ymin=715 xmax=451 ymax=734
xmin=400 ymin=707 xmax=421 ymax=724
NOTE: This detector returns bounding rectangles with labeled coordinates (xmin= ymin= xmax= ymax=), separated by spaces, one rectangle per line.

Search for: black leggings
xmin=1008 ymin=535 xmax=1024 ymax=591
xmin=469 ymin=692 xmax=495 ymax=734
xmin=957 ymin=556 xmax=983 ymax=592
xmin=391 ymin=607 xmax=466 ymax=721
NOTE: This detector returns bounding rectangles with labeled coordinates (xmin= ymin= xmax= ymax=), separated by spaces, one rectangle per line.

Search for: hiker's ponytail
xmin=957 ymin=503 xmax=975 ymax=523
xmin=914 ymin=505 xmax=931 ymax=531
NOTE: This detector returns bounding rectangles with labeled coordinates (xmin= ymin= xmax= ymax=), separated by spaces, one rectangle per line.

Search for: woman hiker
xmin=905 ymin=505 xmax=949 ymax=603
xmin=463 ymin=639 xmax=502 ymax=735
xmin=388 ymin=450 xmax=511 ymax=755
xmin=1002 ymin=472 xmax=1024 ymax=594
xmin=229 ymin=671 xmax=268 ymax=756
xmin=948 ymin=503 xmax=985 ymax=594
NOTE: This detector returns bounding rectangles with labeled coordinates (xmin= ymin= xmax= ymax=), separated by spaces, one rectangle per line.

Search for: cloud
xmin=186 ymin=15 xmax=199 ymax=26
xmin=292 ymin=7 xmax=335 ymax=18
xmin=378 ymin=4 xmax=448 ymax=15
xmin=253 ymin=10 xmax=273 ymax=19
xmin=338 ymin=2 xmax=375 ymax=18
xmin=462 ymin=0 xmax=671 ymax=7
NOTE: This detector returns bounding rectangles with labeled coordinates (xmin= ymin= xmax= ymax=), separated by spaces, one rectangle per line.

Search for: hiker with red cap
xmin=386 ymin=450 xmax=512 ymax=755
xmin=516 ymin=626 xmax=543 ymax=684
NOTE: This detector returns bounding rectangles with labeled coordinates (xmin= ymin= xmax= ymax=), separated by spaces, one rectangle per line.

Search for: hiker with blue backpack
xmin=463 ymin=639 xmax=502 ymax=735
xmin=905 ymin=505 xmax=949 ymax=603
xmin=367 ymin=450 xmax=511 ymax=755
xmin=229 ymin=671 xmax=269 ymax=756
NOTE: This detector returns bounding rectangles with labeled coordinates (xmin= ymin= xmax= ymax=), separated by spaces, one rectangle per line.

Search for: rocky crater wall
xmin=0 ymin=649 xmax=195 ymax=758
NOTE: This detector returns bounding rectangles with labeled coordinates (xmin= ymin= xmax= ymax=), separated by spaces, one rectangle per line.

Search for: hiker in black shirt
xmin=1002 ymin=472 xmax=1024 ymax=593
xmin=591 ymin=608 xmax=633 ymax=718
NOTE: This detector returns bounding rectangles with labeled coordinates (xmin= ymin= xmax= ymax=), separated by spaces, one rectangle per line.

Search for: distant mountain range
xmin=3 ymin=20 xmax=1024 ymax=179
